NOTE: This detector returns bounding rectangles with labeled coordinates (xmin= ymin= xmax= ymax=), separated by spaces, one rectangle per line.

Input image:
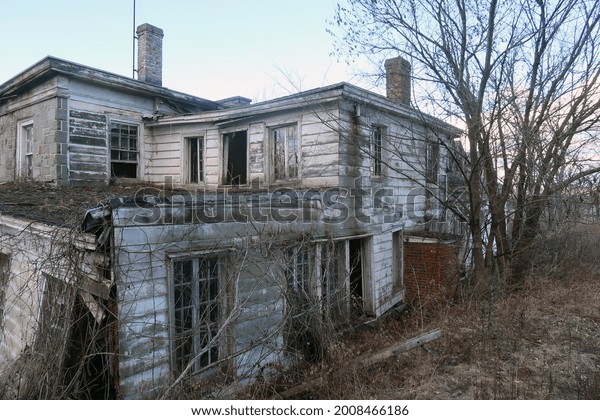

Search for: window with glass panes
xmin=426 ymin=141 xmax=439 ymax=182
xmin=172 ymin=257 xmax=220 ymax=375
xmin=371 ymin=125 xmax=383 ymax=177
xmin=285 ymin=246 xmax=313 ymax=313
xmin=110 ymin=123 xmax=138 ymax=178
xmin=272 ymin=124 xmax=299 ymax=181
xmin=18 ymin=121 xmax=33 ymax=178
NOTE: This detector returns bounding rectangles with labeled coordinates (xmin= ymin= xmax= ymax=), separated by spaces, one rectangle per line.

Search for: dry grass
xmin=246 ymin=227 xmax=600 ymax=400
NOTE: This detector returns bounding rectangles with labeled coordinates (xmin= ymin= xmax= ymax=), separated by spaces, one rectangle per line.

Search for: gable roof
xmin=0 ymin=56 xmax=222 ymax=112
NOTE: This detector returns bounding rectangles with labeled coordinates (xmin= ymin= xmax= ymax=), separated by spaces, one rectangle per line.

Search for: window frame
xmin=392 ymin=230 xmax=404 ymax=293
xmin=109 ymin=122 xmax=139 ymax=179
xmin=16 ymin=119 xmax=34 ymax=179
xmin=285 ymin=246 xmax=313 ymax=305
xmin=317 ymin=241 xmax=345 ymax=321
xmin=170 ymin=255 xmax=222 ymax=376
xmin=221 ymin=129 xmax=248 ymax=186
xmin=371 ymin=125 xmax=384 ymax=177
xmin=426 ymin=140 xmax=440 ymax=183
xmin=185 ymin=136 xmax=205 ymax=184
xmin=271 ymin=123 xmax=300 ymax=182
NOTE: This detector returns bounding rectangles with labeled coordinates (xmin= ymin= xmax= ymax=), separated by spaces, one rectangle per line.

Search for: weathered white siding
xmin=146 ymin=104 xmax=342 ymax=190
xmin=112 ymin=210 xmax=294 ymax=398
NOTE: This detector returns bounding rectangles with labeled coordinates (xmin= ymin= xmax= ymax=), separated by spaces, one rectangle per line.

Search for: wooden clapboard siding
xmin=68 ymin=109 xmax=108 ymax=184
xmin=113 ymin=219 xmax=289 ymax=398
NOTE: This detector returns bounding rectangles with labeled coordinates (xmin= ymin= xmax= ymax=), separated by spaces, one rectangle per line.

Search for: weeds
xmin=241 ymin=226 xmax=600 ymax=400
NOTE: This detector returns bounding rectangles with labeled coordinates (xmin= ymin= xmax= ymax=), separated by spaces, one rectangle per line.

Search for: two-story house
xmin=0 ymin=24 xmax=464 ymax=398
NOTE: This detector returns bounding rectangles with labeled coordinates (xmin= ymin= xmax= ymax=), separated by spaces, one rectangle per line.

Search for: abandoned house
xmin=0 ymin=23 xmax=465 ymax=398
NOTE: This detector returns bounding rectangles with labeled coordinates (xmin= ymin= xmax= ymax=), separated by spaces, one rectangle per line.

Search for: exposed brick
xmin=404 ymin=241 xmax=459 ymax=309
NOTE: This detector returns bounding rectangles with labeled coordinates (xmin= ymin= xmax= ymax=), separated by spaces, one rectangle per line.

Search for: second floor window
xmin=17 ymin=120 xmax=34 ymax=178
xmin=110 ymin=123 xmax=138 ymax=178
xmin=272 ymin=124 xmax=299 ymax=181
xmin=371 ymin=125 xmax=383 ymax=177
xmin=426 ymin=141 xmax=439 ymax=182
xmin=186 ymin=137 xmax=204 ymax=183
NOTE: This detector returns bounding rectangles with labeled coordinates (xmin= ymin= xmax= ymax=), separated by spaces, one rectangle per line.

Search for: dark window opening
xmin=392 ymin=231 xmax=403 ymax=291
xmin=349 ymin=239 xmax=364 ymax=316
xmin=62 ymin=292 xmax=117 ymax=399
xmin=223 ymin=130 xmax=247 ymax=185
xmin=426 ymin=141 xmax=439 ymax=182
xmin=285 ymin=246 xmax=324 ymax=363
xmin=371 ymin=125 xmax=383 ymax=176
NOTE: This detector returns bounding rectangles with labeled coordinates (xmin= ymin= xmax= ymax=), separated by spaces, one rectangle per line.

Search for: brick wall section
xmin=136 ymin=23 xmax=163 ymax=86
xmin=404 ymin=239 xmax=459 ymax=308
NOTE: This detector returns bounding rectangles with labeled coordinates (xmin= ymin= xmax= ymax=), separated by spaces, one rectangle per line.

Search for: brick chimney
xmin=384 ymin=56 xmax=411 ymax=106
xmin=137 ymin=23 xmax=164 ymax=86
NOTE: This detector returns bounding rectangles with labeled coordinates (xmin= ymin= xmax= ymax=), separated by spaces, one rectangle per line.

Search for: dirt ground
xmin=260 ymin=235 xmax=600 ymax=400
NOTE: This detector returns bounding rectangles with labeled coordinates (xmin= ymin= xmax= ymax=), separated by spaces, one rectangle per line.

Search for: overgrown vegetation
xmin=235 ymin=225 xmax=600 ymax=400
xmin=330 ymin=0 xmax=600 ymax=286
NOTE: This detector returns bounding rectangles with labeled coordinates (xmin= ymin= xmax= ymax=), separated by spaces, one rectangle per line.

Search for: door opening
xmin=222 ymin=130 xmax=247 ymax=185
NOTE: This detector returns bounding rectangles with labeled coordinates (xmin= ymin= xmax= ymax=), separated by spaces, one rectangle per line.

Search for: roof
xmin=0 ymin=182 xmax=332 ymax=231
xmin=0 ymin=56 xmax=222 ymax=112
xmin=151 ymin=82 xmax=462 ymax=137
xmin=0 ymin=182 xmax=160 ymax=228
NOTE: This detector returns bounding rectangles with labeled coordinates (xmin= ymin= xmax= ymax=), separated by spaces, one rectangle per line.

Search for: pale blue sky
xmin=0 ymin=0 xmax=375 ymax=102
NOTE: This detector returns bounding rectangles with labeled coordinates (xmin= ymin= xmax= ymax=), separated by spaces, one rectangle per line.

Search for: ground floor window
xmin=172 ymin=257 xmax=220 ymax=375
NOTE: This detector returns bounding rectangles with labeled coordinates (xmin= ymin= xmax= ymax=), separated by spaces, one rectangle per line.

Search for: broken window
xmin=426 ymin=141 xmax=439 ymax=182
xmin=272 ymin=124 xmax=299 ymax=181
xmin=17 ymin=120 xmax=34 ymax=178
xmin=186 ymin=137 xmax=204 ymax=183
xmin=37 ymin=275 xmax=73 ymax=350
xmin=34 ymin=275 xmax=76 ymax=389
xmin=371 ymin=125 xmax=383 ymax=177
xmin=222 ymin=130 xmax=247 ymax=185
xmin=172 ymin=257 xmax=220 ymax=376
xmin=110 ymin=123 xmax=138 ymax=178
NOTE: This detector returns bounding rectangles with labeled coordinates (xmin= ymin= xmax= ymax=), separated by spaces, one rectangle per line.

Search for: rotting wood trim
xmin=78 ymin=290 xmax=106 ymax=324
xmin=359 ymin=328 xmax=441 ymax=367
xmin=0 ymin=213 xmax=97 ymax=250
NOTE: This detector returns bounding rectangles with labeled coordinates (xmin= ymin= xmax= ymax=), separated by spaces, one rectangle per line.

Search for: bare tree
xmin=330 ymin=0 xmax=600 ymax=285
